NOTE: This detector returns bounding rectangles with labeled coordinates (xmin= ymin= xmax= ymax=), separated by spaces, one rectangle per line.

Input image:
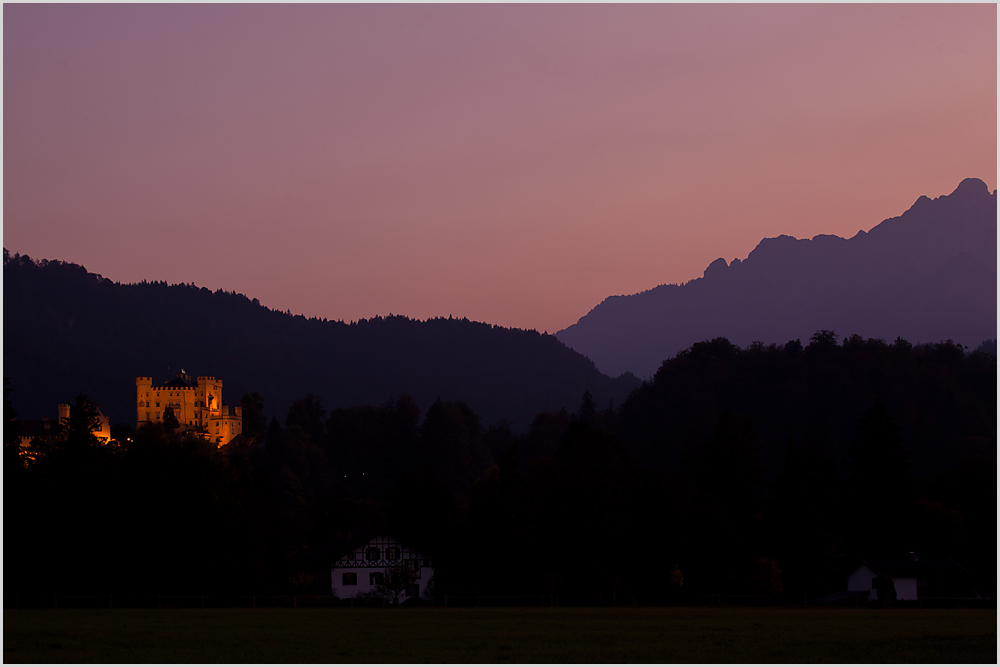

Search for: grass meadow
xmin=4 ymin=607 xmax=996 ymax=663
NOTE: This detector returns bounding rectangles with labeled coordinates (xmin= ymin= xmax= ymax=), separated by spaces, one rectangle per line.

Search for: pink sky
xmin=4 ymin=4 xmax=996 ymax=334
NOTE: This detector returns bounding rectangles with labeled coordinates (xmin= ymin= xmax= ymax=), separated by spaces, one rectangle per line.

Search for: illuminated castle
xmin=136 ymin=371 xmax=242 ymax=446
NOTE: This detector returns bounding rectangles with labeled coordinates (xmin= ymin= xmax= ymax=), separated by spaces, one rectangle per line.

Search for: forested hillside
xmin=618 ymin=332 xmax=996 ymax=477
xmin=3 ymin=250 xmax=639 ymax=430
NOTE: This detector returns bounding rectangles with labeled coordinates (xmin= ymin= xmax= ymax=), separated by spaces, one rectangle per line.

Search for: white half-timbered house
xmin=331 ymin=535 xmax=434 ymax=602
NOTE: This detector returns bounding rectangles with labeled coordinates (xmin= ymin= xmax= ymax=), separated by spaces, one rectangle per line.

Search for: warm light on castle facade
xmin=136 ymin=371 xmax=242 ymax=447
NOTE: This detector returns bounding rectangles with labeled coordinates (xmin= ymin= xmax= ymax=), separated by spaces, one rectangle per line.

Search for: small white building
xmin=847 ymin=559 xmax=918 ymax=601
xmin=331 ymin=535 xmax=434 ymax=603
xmin=846 ymin=556 xmax=985 ymax=602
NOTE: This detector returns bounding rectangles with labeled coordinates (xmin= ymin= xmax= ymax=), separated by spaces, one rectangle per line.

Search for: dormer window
xmin=386 ymin=547 xmax=399 ymax=560
xmin=366 ymin=547 xmax=380 ymax=561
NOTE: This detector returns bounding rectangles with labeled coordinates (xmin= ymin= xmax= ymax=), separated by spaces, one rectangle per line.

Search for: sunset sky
xmin=4 ymin=4 xmax=996 ymax=334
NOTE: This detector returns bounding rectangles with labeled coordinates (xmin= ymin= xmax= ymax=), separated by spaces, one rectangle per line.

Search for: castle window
xmin=155 ymin=402 xmax=160 ymax=408
xmin=156 ymin=412 xmax=160 ymax=419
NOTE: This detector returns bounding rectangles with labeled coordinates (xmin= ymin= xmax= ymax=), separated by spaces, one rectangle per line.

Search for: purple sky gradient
xmin=4 ymin=4 xmax=996 ymax=333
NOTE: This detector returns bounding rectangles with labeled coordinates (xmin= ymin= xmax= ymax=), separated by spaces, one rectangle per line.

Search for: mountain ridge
xmin=557 ymin=178 xmax=997 ymax=378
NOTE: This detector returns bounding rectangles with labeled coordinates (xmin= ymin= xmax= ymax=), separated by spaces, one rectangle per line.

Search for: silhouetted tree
xmin=162 ymin=406 xmax=180 ymax=434
xmin=750 ymin=557 xmax=784 ymax=596
xmin=873 ymin=572 xmax=897 ymax=606
xmin=421 ymin=400 xmax=492 ymax=493
xmin=848 ymin=400 xmax=911 ymax=556
xmin=240 ymin=392 xmax=268 ymax=445
xmin=578 ymin=391 xmax=597 ymax=425
xmin=286 ymin=394 xmax=326 ymax=447
xmin=766 ymin=437 xmax=843 ymax=595
xmin=4 ymin=378 xmax=22 ymax=468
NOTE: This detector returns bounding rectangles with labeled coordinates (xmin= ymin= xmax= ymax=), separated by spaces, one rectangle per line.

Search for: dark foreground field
xmin=4 ymin=607 xmax=996 ymax=663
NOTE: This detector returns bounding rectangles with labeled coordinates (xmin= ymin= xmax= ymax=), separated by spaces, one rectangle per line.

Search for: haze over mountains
xmin=3 ymin=251 xmax=638 ymax=430
xmin=557 ymin=178 xmax=997 ymax=378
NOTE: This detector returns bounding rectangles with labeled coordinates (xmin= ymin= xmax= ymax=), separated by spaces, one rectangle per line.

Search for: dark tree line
xmin=4 ymin=332 xmax=995 ymax=600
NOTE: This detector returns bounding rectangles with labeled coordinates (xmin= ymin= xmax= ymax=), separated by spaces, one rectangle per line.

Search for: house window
xmin=386 ymin=547 xmax=399 ymax=560
xmin=156 ymin=412 xmax=160 ymax=419
xmin=156 ymin=402 xmax=160 ymax=407
xmin=342 ymin=572 xmax=357 ymax=586
xmin=406 ymin=560 xmax=421 ymax=579
xmin=405 ymin=584 xmax=419 ymax=598
xmin=370 ymin=572 xmax=384 ymax=586
xmin=366 ymin=547 xmax=380 ymax=561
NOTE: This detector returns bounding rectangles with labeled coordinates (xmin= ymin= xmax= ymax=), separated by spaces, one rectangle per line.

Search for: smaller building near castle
xmin=136 ymin=371 xmax=242 ymax=446
xmin=18 ymin=402 xmax=113 ymax=454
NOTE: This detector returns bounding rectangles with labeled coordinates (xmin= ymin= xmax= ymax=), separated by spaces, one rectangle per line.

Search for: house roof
xmin=330 ymin=535 xmax=429 ymax=567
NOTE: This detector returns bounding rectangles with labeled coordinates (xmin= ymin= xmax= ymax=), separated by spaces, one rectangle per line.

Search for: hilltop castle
xmin=136 ymin=371 xmax=242 ymax=446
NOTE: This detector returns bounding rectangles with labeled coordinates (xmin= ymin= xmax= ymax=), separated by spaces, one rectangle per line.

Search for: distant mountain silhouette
xmin=3 ymin=251 xmax=639 ymax=429
xmin=557 ymin=178 xmax=997 ymax=378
